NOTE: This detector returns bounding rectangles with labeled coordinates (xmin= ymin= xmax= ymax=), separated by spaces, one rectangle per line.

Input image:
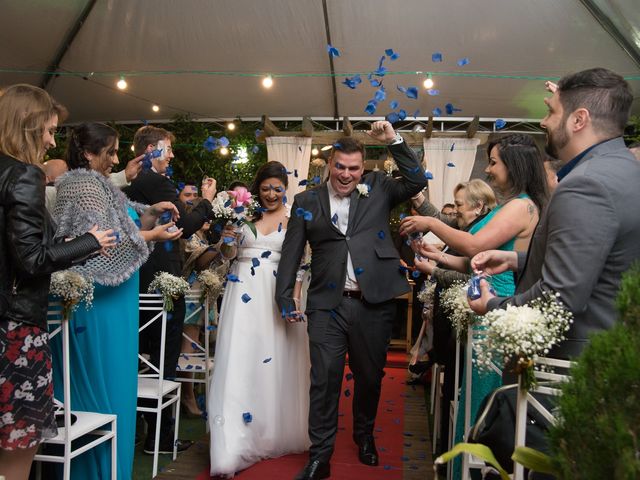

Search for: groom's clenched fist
xmin=367 ymin=120 xmax=397 ymax=144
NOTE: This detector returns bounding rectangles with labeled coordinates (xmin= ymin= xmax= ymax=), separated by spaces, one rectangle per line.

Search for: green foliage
xmin=547 ymin=265 xmax=640 ymax=480
xmin=625 ymin=116 xmax=640 ymax=145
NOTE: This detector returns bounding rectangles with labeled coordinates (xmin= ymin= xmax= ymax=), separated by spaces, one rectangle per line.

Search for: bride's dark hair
xmin=250 ymin=161 xmax=289 ymax=215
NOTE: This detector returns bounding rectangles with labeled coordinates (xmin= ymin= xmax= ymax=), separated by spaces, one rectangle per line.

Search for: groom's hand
xmin=367 ymin=120 xmax=396 ymax=143
xmin=285 ymin=311 xmax=306 ymax=323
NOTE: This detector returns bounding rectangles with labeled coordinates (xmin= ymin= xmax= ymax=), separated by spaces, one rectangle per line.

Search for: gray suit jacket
xmin=276 ymin=140 xmax=427 ymax=314
xmin=488 ymin=137 xmax=640 ymax=358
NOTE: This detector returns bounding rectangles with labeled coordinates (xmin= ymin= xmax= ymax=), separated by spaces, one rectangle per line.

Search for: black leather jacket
xmin=0 ymin=154 xmax=101 ymax=329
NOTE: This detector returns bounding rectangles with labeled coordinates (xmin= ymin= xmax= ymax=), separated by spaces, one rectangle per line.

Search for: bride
xmin=209 ymin=161 xmax=310 ymax=477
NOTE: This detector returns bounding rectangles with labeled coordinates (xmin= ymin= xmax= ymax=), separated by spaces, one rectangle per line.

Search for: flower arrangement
xmin=356 ymin=183 xmax=370 ymax=197
xmin=383 ymin=158 xmax=397 ymax=176
xmin=49 ymin=270 xmax=94 ymax=318
xmin=441 ymin=280 xmax=475 ymax=341
xmin=417 ymin=280 xmax=436 ymax=307
xmin=197 ymin=267 xmax=225 ymax=304
xmin=474 ymin=291 xmax=573 ymax=390
xmin=148 ymin=272 xmax=190 ymax=311
xmin=211 ymin=188 xmax=259 ymax=237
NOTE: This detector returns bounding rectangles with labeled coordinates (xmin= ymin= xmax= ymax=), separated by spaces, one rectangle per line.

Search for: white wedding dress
xmin=208 ymin=224 xmax=310 ymax=477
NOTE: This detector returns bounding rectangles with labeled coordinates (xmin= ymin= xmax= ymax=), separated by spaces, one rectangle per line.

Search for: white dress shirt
xmin=327 ymin=181 xmax=359 ymax=291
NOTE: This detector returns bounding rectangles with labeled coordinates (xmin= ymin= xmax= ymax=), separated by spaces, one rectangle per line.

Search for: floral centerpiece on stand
xmin=210 ymin=187 xmax=260 ymax=239
xmin=197 ymin=265 xmax=226 ymax=305
xmin=49 ymin=270 xmax=94 ymax=318
xmin=474 ymin=291 xmax=573 ymax=390
xmin=441 ymin=280 xmax=475 ymax=341
xmin=148 ymin=271 xmax=190 ymax=312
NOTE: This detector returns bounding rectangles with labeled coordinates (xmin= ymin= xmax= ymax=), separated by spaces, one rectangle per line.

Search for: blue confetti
xmin=425 ymin=171 xmax=434 ymax=180
xmin=427 ymin=89 xmax=440 ymax=96
xmin=457 ymin=57 xmax=470 ymax=66
xmin=387 ymin=112 xmax=400 ymax=124
xmin=378 ymin=230 xmax=385 ymax=239
xmin=252 ymin=145 xmax=260 ymax=154
xmin=367 ymin=73 xmax=381 ymax=87
xmin=277 ymin=222 xmax=282 ymax=232
xmin=411 ymin=270 xmax=421 ymax=278
xmin=251 ymin=258 xmax=260 ymax=268
xmin=342 ymin=74 xmax=362 ymax=89
xmin=165 ymin=165 xmax=173 ymax=177
xmin=398 ymin=109 xmax=407 ymax=121
xmin=450 ymin=143 xmax=455 ymax=152
xmin=295 ymin=207 xmax=305 ymax=217
xmin=163 ymin=241 xmax=173 ymax=252
xmin=412 ymin=109 xmax=420 ymax=118
xmin=364 ymin=101 xmax=377 ymax=115
xmin=207 ymin=325 xmax=216 ymax=331
xmin=74 ymin=326 xmax=86 ymax=334
xmin=445 ymin=103 xmax=462 ymax=115
xmin=242 ymin=412 xmax=252 ymax=424
xmin=250 ymin=267 xmax=255 ymax=276
xmin=298 ymin=179 xmax=308 ymax=186
xmin=389 ymin=100 xmax=399 ymax=110
xmin=374 ymin=55 xmax=387 ymax=76
xmin=218 ymin=136 xmax=229 ymax=148
xmin=263 ymin=357 xmax=272 ymax=363
xmin=326 ymin=44 xmax=340 ymax=58
xmin=294 ymin=169 xmax=299 ymax=177
xmin=447 ymin=162 xmax=455 ymax=167
xmin=399 ymin=213 xmax=407 ymax=220
xmin=303 ymin=211 xmax=313 ymax=221
xmin=261 ymin=251 xmax=272 ymax=258
xmin=331 ymin=213 xmax=338 ymax=225
xmin=410 ymin=166 xmax=420 ymax=174
xmin=384 ymin=48 xmax=394 ymax=56
xmin=273 ymin=270 xmax=277 ymax=277
xmin=432 ymin=107 xmax=442 ymax=116
xmin=241 ymin=293 xmax=251 ymax=303
xmin=354 ymin=267 xmax=364 ymax=276
xmin=226 ymin=274 xmax=240 ymax=282
xmin=432 ymin=52 xmax=443 ymax=62
xmin=134 ymin=219 xmax=142 ymax=228
xmin=255 ymin=129 xmax=262 ymax=139
xmin=222 ymin=236 xmax=235 ymax=244
xmin=233 ymin=205 xmax=245 ymax=214
xmin=495 ymin=118 xmax=507 ymax=129
xmin=374 ymin=87 xmax=386 ymax=102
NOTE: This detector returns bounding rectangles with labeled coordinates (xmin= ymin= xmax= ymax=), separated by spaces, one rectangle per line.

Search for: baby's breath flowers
xmin=474 ymin=291 xmax=573 ymax=390
xmin=441 ymin=281 xmax=475 ymax=341
xmin=49 ymin=270 xmax=94 ymax=318
xmin=148 ymin=272 xmax=190 ymax=311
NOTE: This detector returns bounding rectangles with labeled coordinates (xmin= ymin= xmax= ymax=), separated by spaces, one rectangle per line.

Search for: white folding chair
xmin=137 ymin=293 xmax=182 ymax=478
xmin=175 ymin=289 xmax=215 ymax=421
xmin=512 ymin=356 xmax=572 ymax=480
xmin=34 ymin=301 xmax=117 ymax=480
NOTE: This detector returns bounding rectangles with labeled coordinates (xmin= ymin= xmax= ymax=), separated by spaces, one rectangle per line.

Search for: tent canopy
xmin=1 ymin=0 xmax=639 ymax=124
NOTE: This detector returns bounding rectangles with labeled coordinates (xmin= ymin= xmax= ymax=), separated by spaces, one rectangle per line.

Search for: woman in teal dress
xmin=402 ymin=134 xmax=549 ymax=475
xmin=51 ymin=123 xmax=182 ymax=480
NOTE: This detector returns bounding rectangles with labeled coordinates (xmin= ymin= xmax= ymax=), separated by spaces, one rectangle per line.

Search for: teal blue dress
xmin=51 ymin=207 xmax=140 ymax=480
xmin=453 ymin=195 xmax=527 ymax=477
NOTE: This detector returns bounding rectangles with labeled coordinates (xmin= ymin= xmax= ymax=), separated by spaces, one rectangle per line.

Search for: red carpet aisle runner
xmin=197 ymin=366 xmax=408 ymax=480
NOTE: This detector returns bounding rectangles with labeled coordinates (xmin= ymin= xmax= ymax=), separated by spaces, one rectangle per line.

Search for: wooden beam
xmin=262 ymin=115 xmax=280 ymax=137
xmin=424 ymin=117 xmax=434 ymax=139
xmin=301 ymin=117 xmax=313 ymax=137
xmin=342 ymin=117 xmax=353 ymax=136
xmin=467 ymin=115 xmax=480 ymax=138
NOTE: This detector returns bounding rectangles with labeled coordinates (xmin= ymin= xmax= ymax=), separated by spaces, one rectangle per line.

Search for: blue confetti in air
xmin=447 ymin=162 xmax=456 ymax=167
xmin=445 ymin=103 xmax=462 ymax=115
xmin=263 ymin=357 xmax=272 ymax=363
xmin=303 ymin=211 xmax=313 ymax=221
xmin=331 ymin=213 xmax=338 ymax=225
xmin=374 ymin=87 xmax=386 ymax=102
xmin=273 ymin=270 xmax=277 ymax=277
xmin=218 ymin=136 xmax=229 ymax=148
xmin=326 ymin=44 xmax=340 ymax=58
xmin=432 ymin=52 xmax=443 ymax=62
xmin=450 ymin=143 xmax=456 ymax=152
xmin=399 ymin=213 xmax=407 ymax=220
xmin=427 ymin=89 xmax=440 ymax=96
xmin=342 ymin=74 xmax=362 ymax=89
xmin=134 ymin=219 xmax=142 ymax=228
xmin=242 ymin=412 xmax=252 ymax=424
xmin=367 ymin=73 xmax=382 ymax=87
xmin=398 ymin=109 xmax=407 ymax=121
xmin=74 ymin=326 xmax=86 ymax=334
xmin=405 ymin=87 xmax=418 ymax=99
xmin=298 ymin=179 xmax=308 ymax=186
xmin=378 ymin=230 xmax=385 ymax=239
xmin=425 ymin=171 xmax=434 ymax=180
xmin=295 ymin=207 xmax=305 ymax=217
xmin=226 ymin=274 xmax=240 ymax=282
xmin=222 ymin=236 xmax=235 ymax=244
xmin=282 ymin=195 xmax=287 ymax=204
xmin=213 ymin=222 xmax=223 ymax=233
xmin=387 ymin=112 xmax=400 ymax=124
xmin=410 ymin=166 xmax=420 ymax=174
xmin=233 ymin=205 xmax=245 ymax=214
xmin=364 ymin=101 xmax=377 ymax=115
xmin=224 ymin=199 xmax=232 ymax=208
xmin=251 ymin=258 xmax=260 ymax=268
xmin=495 ymin=118 xmax=507 ymax=129
xmin=252 ymin=145 xmax=260 ymax=154
xmin=327 ymin=281 xmax=337 ymax=290
xmin=255 ymin=129 xmax=262 ymax=139
xmin=389 ymin=100 xmax=399 ymax=110
xmin=294 ymin=169 xmax=299 ymax=177
xmin=241 ymin=293 xmax=251 ymax=303
xmin=384 ymin=48 xmax=394 ymax=56
xmin=207 ymin=325 xmax=216 ymax=331
xmin=163 ymin=241 xmax=173 ymax=252
xmin=354 ymin=267 xmax=364 ymax=276
xmin=432 ymin=107 xmax=442 ymax=116
xmin=389 ymin=52 xmax=399 ymax=60
xmin=277 ymin=222 xmax=282 ymax=232
xmin=250 ymin=267 xmax=255 ymax=276
xmin=177 ymin=182 xmax=185 ymax=191
xmin=344 ymin=389 xmax=351 ymax=397
xmin=398 ymin=265 xmax=409 ymax=274
xmin=165 ymin=165 xmax=173 ymax=177
xmin=457 ymin=57 xmax=470 ymax=66
xmin=261 ymin=251 xmax=272 ymax=258
xmin=411 ymin=270 xmax=421 ymax=278
xmin=374 ymin=55 xmax=387 ymax=76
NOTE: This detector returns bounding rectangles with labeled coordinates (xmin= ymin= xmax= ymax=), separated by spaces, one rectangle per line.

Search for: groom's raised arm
xmin=276 ymin=195 xmax=307 ymax=317
xmin=384 ymin=139 xmax=428 ymax=206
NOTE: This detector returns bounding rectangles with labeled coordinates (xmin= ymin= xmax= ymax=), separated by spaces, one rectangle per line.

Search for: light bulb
xmin=130 ymin=145 xmax=135 ymax=152
xmin=220 ymin=147 xmax=229 ymax=156
xmin=320 ymin=145 xmax=333 ymax=151
xmin=116 ymin=76 xmax=127 ymax=90
xmin=152 ymin=104 xmax=160 ymax=112
xmin=262 ymin=75 xmax=273 ymax=88
xmin=227 ymin=122 xmax=236 ymax=131
xmin=311 ymin=147 xmax=319 ymax=156
xmin=423 ymin=77 xmax=434 ymax=89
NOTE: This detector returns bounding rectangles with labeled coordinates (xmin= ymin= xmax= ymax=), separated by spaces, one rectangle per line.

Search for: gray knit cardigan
xmin=53 ymin=168 xmax=151 ymax=286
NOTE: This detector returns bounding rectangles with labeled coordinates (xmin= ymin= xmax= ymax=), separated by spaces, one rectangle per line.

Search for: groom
xmin=276 ymin=121 xmax=427 ymax=479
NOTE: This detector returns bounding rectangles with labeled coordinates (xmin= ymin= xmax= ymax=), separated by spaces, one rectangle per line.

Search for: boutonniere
xmin=356 ymin=183 xmax=371 ymax=197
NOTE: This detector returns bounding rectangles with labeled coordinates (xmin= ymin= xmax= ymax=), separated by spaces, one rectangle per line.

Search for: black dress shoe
xmin=356 ymin=435 xmax=379 ymax=466
xmin=143 ymin=437 xmax=194 ymax=455
xmin=294 ymin=459 xmax=330 ymax=479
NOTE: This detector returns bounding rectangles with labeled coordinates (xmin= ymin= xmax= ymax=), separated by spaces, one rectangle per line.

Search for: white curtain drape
xmin=422 ymin=137 xmax=480 ymax=209
xmin=266 ymin=136 xmax=312 ymax=201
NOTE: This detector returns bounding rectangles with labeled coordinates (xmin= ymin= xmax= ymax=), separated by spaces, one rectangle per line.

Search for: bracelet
xmin=440 ymin=252 xmax=447 ymax=264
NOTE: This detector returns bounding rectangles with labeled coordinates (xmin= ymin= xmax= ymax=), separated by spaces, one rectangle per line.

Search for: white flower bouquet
xmin=417 ymin=281 xmax=437 ymax=307
xmin=210 ymin=189 xmax=259 ymax=238
xmin=148 ymin=272 xmax=190 ymax=311
xmin=441 ymin=280 xmax=475 ymax=341
xmin=474 ymin=291 xmax=573 ymax=390
xmin=197 ymin=267 xmax=225 ymax=304
xmin=49 ymin=270 xmax=94 ymax=318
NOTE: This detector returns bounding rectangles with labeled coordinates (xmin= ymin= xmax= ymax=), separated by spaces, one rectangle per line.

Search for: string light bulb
xmin=130 ymin=145 xmax=135 ymax=152
xmin=116 ymin=76 xmax=128 ymax=90
xmin=311 ymin=147 xmax=319 ymax=156
xmin=227 ymin=122 xmax=236 ymax=131
xmin=423 ymin=74 xmax=434 ymax=89
xmin=220 ymin=147 xmax=229 ymax=156
xmin=262 ymin=75 xmax=274 ymax=88
xmin=152 ymin=104 xmax=160 ymax=112
xmin=320 ymin=145 xmax=333 ymax=151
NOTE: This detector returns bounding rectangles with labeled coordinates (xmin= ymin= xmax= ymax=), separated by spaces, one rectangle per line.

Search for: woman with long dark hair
xmin=0 ymin=86 xmax=113 ymax=480
xmin=208 ymin=161 xmax=310 ymax=477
